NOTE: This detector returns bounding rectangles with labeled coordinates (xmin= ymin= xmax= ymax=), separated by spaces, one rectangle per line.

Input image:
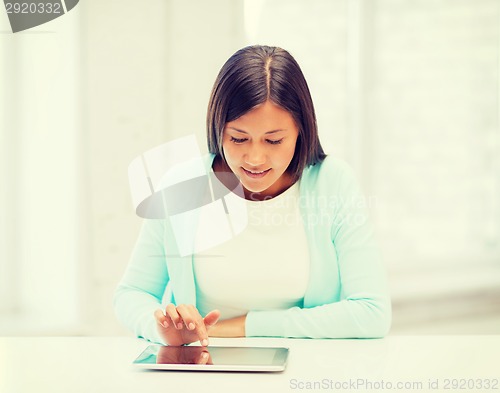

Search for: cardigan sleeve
xmin=113 ymin=218 xmax=169 ymax=344
xmin=246 ymin=159 xmax=391 ymax=338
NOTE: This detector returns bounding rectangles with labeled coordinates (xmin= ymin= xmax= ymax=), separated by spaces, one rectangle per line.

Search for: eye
xmin=230 ymin=136 xmax=248 ymax=144
xmin=266 ymin=139 xmax=283 ymax=145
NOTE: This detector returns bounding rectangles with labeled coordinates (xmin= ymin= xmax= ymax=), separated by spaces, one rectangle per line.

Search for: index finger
xmin=176 ymin=304 xmax=209 ymax=346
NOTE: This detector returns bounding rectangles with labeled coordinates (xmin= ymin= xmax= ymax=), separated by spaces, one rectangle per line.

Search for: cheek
xmin=222 ymin=142 xmax=236 ymax=161
xmin=280 ymin=141 xmax=298 ymax=164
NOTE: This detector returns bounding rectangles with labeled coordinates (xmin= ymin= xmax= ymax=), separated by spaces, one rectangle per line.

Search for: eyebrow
xmin=228 ymin=127 xmax=286 ymax=135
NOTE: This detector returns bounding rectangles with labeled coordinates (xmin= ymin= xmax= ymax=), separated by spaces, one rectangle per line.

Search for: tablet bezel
xmin=132 ymin=345 xmax=289 ymax=372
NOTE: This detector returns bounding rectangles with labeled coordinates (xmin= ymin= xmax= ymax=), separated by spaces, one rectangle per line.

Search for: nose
xmin=244 ymin=143 xmax=266 ymax=167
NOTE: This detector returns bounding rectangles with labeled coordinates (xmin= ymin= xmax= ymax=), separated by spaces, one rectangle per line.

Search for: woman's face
xmin=221 ymin=100 xmax=299 ymax=200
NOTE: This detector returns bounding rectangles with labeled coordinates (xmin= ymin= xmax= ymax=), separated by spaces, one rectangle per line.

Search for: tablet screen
xmin=133 ymin=345 xmax=289 ymax=372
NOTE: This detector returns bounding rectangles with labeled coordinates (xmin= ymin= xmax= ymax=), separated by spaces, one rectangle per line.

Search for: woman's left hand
xmin=208 ymin=314 xmax=247 ymax=337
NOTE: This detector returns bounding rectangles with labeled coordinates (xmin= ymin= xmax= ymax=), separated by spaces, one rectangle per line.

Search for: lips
xmin=242 ymin=167 xmax=271 ymax=178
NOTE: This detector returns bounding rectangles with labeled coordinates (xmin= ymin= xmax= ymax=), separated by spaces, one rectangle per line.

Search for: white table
xmin=1 ymin=336 xmax=499 ymax=393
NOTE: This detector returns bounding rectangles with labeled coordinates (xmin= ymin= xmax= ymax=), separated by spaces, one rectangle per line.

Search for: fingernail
xmin=188 ymin=322 xmax=195 ymax=330
xmin=202 ymin=339 xmax=208 ymax=346
xmin=201 ymin=352 xmax=208 ymax=359
xmin=177 ymin=323 xmax=183 ymax=329
xmin=163 ymin=321 xmax=169 ymax=328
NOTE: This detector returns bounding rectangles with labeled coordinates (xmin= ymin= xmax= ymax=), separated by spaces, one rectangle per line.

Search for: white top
xmin=193 ymin=181 xmax=310 ymax=320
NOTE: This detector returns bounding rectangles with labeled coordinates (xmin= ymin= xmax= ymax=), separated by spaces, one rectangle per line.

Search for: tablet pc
xmin=133 ymin=345 xmax=289 ymax=372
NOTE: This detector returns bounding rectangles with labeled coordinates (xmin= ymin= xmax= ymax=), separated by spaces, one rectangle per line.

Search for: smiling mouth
xmin=242 ymin=168 xmax=271 ymax=178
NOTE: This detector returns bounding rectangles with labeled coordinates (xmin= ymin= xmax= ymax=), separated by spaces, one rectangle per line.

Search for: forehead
xmin=225 ymin=101 xmax=297 ymax=135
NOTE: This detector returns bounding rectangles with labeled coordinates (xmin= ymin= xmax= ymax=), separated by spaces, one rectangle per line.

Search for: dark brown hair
xmin=206 ymin=45 xmax=326 ymax=180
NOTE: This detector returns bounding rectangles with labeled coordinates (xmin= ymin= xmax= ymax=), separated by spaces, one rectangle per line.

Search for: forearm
xmin=246 ymin=297 xmax=391 ymax=339
xmin=113 ymin=286 xmax=166 ymax=344
xmin=115 ymin=218 xmax=170 ymax=344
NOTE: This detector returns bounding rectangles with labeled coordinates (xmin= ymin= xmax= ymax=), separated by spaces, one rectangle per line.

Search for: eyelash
xmin=230 ymin=136 xmax=283 ymax=145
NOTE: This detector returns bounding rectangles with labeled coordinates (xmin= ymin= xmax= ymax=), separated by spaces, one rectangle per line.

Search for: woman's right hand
xmin=154 ymin=304 xmax=220 ymax=347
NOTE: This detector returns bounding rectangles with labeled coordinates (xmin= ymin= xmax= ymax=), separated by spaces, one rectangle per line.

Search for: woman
xmin=114 ymin=45 xmax=391 ymax=347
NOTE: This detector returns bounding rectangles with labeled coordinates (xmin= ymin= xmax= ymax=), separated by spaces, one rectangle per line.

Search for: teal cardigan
xmin=114 ymin=154 xmax=391 ymax=344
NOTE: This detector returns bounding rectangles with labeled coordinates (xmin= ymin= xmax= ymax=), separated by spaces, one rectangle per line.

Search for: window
xmin=0 ymin=13 xmax=81 ymax=333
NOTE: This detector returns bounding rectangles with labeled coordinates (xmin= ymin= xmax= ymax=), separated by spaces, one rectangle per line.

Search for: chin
xmin=242 ymin=183 xmax=270 ymax=193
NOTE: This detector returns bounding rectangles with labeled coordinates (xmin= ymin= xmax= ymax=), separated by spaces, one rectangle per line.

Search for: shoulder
xmin=301 ymin=155 xmax=358 ymax=190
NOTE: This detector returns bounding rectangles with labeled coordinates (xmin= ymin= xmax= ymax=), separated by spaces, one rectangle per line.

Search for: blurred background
xmin=1 ymin=0 xmax=499 ymax=337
